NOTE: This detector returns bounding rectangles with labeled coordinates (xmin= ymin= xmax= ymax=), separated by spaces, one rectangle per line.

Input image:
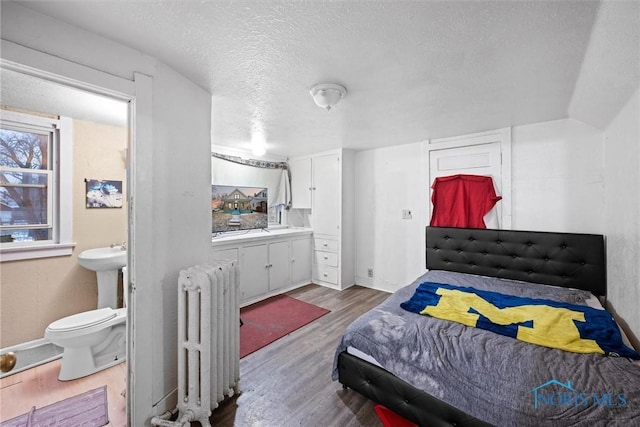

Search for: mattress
xmin=346 ymin=289 xmax=609 ymax=369
xmin=333 ymin=270 xmax=640 ymax=426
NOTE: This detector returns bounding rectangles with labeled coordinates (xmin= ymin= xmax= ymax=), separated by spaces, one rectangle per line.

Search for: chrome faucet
xmin=111 ymin=241 xmax=127 ymax=250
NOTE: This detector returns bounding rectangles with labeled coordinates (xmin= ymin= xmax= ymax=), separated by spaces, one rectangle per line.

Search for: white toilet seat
xmin=47 ymin=308 xmax=117 ymax=333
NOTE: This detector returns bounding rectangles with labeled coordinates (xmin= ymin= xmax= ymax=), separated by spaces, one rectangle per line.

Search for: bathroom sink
xmin=78 ymin=247 xmax=127 ymax=272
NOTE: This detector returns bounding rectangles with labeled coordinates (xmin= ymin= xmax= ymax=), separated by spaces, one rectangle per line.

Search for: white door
xmin=291 ymin=237 xmax=312 ymax=285
xmin=268 ymin=241 xmax=291 ymax=291
xmin=429 ymin=142 xmax=503 ymax=228
xmin=241 ymin=244 xmax=269 ymax=301
xmin=312 ymin=154 xmax=340 ymax=236
xmin=289 ymin=157 xmax=312 ymax=209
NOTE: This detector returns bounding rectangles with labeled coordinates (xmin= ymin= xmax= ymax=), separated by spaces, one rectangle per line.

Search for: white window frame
xmin=0 ymin=109 xmax=74 ymax=261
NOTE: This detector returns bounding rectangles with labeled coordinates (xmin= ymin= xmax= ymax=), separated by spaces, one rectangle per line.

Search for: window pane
xmin=0 ymin=129 xmax=49 ymax=169
xmin=1 ymin=228 xmax=52 ymax=242
xmin=0 ymin=117 xmax=56 ymax=246
xmin=0 ymin=171 xmax=49 ymax=227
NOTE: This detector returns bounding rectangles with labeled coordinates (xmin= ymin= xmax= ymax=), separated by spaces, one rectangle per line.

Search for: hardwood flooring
xmin=0 ymin=358 xmax=127 ymax=426
xmin=209 ymin=284 xmax=390 ymax=427
xmin=0 ymin=284 xmax=389 ymax=427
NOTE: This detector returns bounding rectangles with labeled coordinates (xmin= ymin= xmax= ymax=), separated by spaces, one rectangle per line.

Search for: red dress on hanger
xmin=430 ymin=174 xmax=502 ymax=228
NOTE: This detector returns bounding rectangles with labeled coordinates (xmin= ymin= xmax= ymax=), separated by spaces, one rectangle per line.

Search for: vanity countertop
xmin=211 ymin=227 xmax=312 ymax=245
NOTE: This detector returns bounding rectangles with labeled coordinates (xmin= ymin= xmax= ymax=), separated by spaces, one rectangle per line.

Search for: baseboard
xmin=0 ymin=338 xmax=63 ymax=378
xmin=354 ymin=276 xmax=397 ymax=293
xmin=1 ymin=337 xmax=52 ymax=353
xmin=151 ymin=387 xmax=178 ymax=419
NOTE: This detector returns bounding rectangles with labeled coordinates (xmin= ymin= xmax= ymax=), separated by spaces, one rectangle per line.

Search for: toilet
xmin=45 ymin=267 xmax=127 ymax=381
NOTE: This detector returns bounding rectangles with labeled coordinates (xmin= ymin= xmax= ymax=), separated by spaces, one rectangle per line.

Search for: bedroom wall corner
xmin=354 ymin=142 xmax=426 ymax=292
xmin=603 ymin=88 xmax=640 ymax=347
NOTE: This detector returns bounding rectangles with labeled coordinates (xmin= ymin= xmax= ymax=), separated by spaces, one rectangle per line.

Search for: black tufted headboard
xmin=426 ymin=226 xmax=606 ymax=298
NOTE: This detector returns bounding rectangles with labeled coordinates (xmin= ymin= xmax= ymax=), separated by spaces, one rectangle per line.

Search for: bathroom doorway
xmin=0 ymin=65 xmax=132 ymax=424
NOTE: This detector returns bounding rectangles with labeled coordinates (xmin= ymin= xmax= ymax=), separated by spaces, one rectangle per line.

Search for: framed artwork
xmin=85 ymin=179 xmax=123 ymax=208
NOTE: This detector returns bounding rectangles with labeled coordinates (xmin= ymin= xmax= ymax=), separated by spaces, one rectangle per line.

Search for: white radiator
xmin=151 ymin=261 xmax=240 ymax=427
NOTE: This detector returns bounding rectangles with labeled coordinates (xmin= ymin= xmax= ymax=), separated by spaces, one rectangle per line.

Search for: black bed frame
xmin=337 ymin=226 xmax=606 ymax=427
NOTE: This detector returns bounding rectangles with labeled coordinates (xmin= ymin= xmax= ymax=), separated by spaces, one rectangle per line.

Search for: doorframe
xmin=1 ymin=39 xmax=152 ymax=426
xmin=424 ymin=127 xmax=512 ymax=229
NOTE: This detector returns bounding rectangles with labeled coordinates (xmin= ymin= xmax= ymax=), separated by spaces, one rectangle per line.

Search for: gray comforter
xmin=332 ymin=270 xmax=640 ymax=426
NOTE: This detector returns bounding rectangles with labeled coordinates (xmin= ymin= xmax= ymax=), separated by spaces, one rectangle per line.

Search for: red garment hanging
xmin=430 ymin=174 xmax=502 ymax=228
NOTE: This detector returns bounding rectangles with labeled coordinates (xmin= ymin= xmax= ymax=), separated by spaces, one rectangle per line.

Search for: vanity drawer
xmin=314 ymin=238 xmax=338 ymax=253
xmin=314 ymin=250 xmax=338 ymax=267
xmin=313 ymin=265 xmax=339 ymax=285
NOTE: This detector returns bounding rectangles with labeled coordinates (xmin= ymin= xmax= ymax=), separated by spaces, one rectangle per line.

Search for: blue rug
xmin=1 ymin=386 xmax=108 ymax=427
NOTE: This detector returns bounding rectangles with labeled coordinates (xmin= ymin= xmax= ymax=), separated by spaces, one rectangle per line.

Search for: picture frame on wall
xmin=85 ymin=179 xmax=123 ymax=208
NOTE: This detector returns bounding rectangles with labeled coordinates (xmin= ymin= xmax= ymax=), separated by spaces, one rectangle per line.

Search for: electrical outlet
xmin=367 ymin=268 xmax=374 ymax=278
xmin=402 ymin=209 xmax=412 ymax=219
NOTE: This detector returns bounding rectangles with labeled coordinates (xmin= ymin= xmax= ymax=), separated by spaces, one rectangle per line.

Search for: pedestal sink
xmin=78 ymin=247 xmax=127 ymax=309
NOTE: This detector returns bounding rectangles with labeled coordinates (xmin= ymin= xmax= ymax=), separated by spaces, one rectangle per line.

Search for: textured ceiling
xmin=4 ymin=1 xmax=639 ymax=157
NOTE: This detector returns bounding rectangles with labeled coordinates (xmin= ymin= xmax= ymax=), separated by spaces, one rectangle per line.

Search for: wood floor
xmin=0 ymin=358 xmax=127 ymax=426
xmin=209 ymin=284 xmax=390 ymax=427
xmin=0 ymin=284 xmax=389 ymax=427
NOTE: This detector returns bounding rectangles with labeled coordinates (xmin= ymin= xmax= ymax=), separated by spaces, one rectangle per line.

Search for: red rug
xmin=240 ymin=294 xmax=330 ymax=358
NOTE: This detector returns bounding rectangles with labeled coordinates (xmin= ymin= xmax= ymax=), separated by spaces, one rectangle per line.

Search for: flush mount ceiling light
xmin=310 ymin=83 xmax=347 ymax=111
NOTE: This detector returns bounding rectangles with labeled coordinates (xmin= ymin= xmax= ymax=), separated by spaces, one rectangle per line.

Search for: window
xmin=1 ymin=126 xmax=53 ymax=241
xmin=0 ymin=110 xmax=73 ymax=260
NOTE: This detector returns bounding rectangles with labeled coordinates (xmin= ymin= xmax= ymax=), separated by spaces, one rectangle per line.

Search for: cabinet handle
xmin=308 ymin=187 xmax=312 ymax=190
xmin=323 ymin=255 xmax=328 ymax=260
xmin=323 ymin=273 xmax=328 ymax=277
xmin=312 ymin=187 xmax=316 ymax=190
xmin=265 ymin=264 xmax=269 ymax=269
xmin=323 ymin=243 xmax=328 ymax=247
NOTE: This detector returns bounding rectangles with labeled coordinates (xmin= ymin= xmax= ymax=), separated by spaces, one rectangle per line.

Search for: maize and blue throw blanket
xmin=401 ymin=281 xmax=640 ymax=359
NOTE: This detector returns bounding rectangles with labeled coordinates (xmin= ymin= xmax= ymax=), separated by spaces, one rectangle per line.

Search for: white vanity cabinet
xmin=238 ymin=243 xmax=270 ymax=300
xmin=267 ymin=240 xmax=291 ymax=291
xmin=210 ymin=229 xmax=312 ymax=306
xmin=289 ymin=149 xmax=354 ymax=290
xmin=289 ymin=157 xmax=312 ymax=209
xmin=291 ymin=237 xmax=312 ymax=285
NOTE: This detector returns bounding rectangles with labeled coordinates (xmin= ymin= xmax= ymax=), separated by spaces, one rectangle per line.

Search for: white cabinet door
xmin=290 ymin=157 xmax=312 ymax=209
xmin=268 ymin=241 xmax=290 ymax=291
xmin=241 ymin=244 xmax=269 ymax=300
xmin=291 ymin=237 xmax=312 ymax=285
xmin=312 ymin=153 xmax=340 ymax=236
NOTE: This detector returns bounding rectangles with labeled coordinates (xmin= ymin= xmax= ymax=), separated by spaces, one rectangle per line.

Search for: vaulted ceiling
xmin=4 ymin=1 xmax=639 ymax=157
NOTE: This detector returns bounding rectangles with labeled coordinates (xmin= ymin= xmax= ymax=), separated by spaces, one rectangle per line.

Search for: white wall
xmin=1 ymin=3 xmax=212 ymax=425
xmin=354 ymin=119 xmax=605 ymax=293
xmin=354 ymin=142 xmax=427 ymax=292
xmin=511 ymin=118 xmax=604 ymax=233
xmin=603 ymin=88 xmax=640 ymax=344
xmin=149 ymin=63 xmax=212 ymax=405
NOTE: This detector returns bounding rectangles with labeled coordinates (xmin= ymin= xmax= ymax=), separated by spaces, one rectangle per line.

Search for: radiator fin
xmin=173 ymin=261 xmax=240 ymax=427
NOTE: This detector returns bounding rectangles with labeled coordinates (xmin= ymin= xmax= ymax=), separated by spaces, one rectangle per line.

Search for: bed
xmin=333 ymin=226 xmax=640 ymax=426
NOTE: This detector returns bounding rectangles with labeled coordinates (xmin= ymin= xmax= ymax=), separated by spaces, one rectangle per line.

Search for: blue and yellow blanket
xmin=401 ymin=282 xmax=640 ymax=359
